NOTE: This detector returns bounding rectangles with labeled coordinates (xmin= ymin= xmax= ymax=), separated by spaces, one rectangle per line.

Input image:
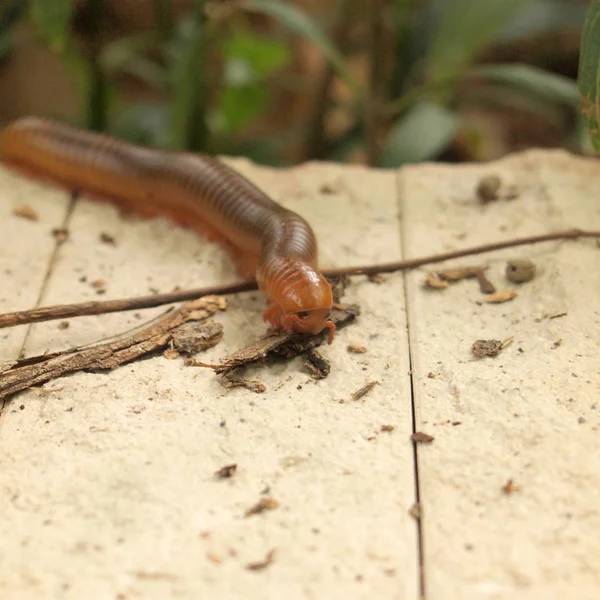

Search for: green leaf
xmin=425 ymin=0 xmax=531 ymax=87
xmin=217 ymin=86 xmax=269 ymax=132
xmin=578 ymin=0 xmax=600 ymax=152
xmin=467 ymin=64 xmax=580 ymax=107
xmin=380 ymin=103 xmax=461 ymax=167
xmin=223 ymin=32 xmax=291 ymax=84
xmin=241 ymin=0 xmax=358 ymax=97
xmin=213 ymin=30 xmax=291 ymax=133
xmin=29 ymin=0 xmax=75 ymax=51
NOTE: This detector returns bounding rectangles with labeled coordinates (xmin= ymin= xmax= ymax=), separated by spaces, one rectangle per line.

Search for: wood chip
xmin=472 ymin=337 xmax=512 ymax=358
xmin=472 ymin=339 xmax=501 ymax=357
xmin=502 ymin=479 xmax=521 ymax=495
xmin=347 ymin=344 xmax=367 ymax=354
xmin=12 ymin=204 xmax=39 ymax=220
xmin=215 ymin=464 xmax=237 ymax=479
xmin=437 ymin=266 xmax=483 ymax=281
xmin=411 ymin=431 xmax=434 ymax=444
xmin=303 ymin=349 xmax=330 ymax=379
xmin=91 ymin=279 xmax=106 ymax=290
xmin=368 ymin=274 xmax=386 ymax=284
xmin=220 ymin=377 xmax=266 ymax=394
xmin=485 ymin=290 xmax=517 ymax=304
xmin=351 ymin=380 xmax=379 ymax=401
xmin=244 ymin=497 xmax=279 ymax=517
xmin=206 ymin=551 xmax=223 ymax=564
xmin=192 ymin=303 xmax=359 ymax=377
xmin=427 ymin=265 xmax=495 ymax=292
xmin=424 ymin=272 xmax=449 ymax=289
xmin=246 ymin=549 xmax=276 ymax=571
xmin=0 ymin=299 xmax=224 ymax=401
xmin=172 ymin=321 xmax=224 ymax=355
xmin=476 ymin=270 xmax=496 ymax=294
xmin=380 ymin=424 xmax=394 ymax=432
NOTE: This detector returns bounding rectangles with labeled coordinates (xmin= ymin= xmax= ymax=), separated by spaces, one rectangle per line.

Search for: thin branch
xmin=321 ymin=228 xmax=600 ymax=277
xmin=0 ymin=281 xmax=256 ymax=329
xmin=0 ymin=228 xmax=597 ymax=330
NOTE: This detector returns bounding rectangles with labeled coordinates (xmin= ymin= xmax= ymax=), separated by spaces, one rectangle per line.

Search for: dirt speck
xmin=411 ymin=431 xmax=434 ymax=444
xmin=215 ymin=464 xmax=237 ymax=479
xmin=13 ymin=204 xmax=39 ymax=221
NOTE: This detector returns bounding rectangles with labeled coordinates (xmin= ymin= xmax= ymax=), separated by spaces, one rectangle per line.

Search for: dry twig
xmin=0 ymin=229 xmax=597 ymax=330
xmin=190 ymin=303 xmax=360 ymax=377
xmin=0 ymin=297 xmax=225 ymax=401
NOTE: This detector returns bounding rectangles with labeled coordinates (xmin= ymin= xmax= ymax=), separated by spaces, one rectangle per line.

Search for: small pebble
xmin=476 ymin=175 xmax=502 ymax=203
xmin=506 ymin=259 xmax=536 ymax=283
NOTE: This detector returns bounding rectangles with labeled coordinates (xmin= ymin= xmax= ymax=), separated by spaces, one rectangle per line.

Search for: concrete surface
xmin=0 ymin=149 xmax=598 ymax=600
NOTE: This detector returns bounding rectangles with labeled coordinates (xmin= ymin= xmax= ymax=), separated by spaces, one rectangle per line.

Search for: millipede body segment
xmin=0 ymin=117 xmax=335 ymax=342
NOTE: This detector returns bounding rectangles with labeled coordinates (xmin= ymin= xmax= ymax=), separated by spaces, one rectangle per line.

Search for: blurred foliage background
xmin=0 ymin=0 xmax=598 ymax=167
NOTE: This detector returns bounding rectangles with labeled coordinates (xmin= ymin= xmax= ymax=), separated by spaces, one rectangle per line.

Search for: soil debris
xmin=246 ymin=549 xmax=276 ymax=571
xmin=484 ymin=290 xmax=517 ymax=304
xmin=215 ymin=464 xmax=237 ymax=479
xmin=244 ymin=497 xmax=280 ymax=517
xmin=506 ymin=259 xmax=536 ymax=283
xmin=411 ymin=432 xmax=435 ymax=444
xmin=100 ymin=232 xmax=117 ymax=245
xmin=472 ymin=337 xmax=513 ymax=358
xmin=303 ymin=349 xmax=330 ymax=380
xmin=12 ymin=203 xmax=39 ymax=220
xmin=347 ymin=344 xmax=367 ymax=354
xmin=351 ymin=380 xmax=379 ymax=401
xmin=221 ymin=377 xmax=266 ymax=394
xmin=193 ymin=303 xmax=360 ymax=377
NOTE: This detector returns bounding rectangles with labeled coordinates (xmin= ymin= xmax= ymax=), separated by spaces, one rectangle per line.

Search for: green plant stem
xmin=169 ymin=1 xmax=210 ymax=150
xmin=153 ymin=0 xmax=175 ymax=41
xmin=86 ymin=0 xmax=107 ymax=131
xmin=389 ymin=0 xmax=420 ymax=100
